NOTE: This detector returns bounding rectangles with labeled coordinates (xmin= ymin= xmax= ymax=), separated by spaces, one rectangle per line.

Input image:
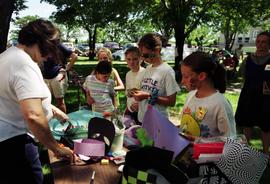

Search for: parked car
xmin=104 ymin=42 xmax=120 ymax=52
xmin=161 ymin=47 xmax=175 ymax=61
xmin=77 ymin=43 xmax=90 ymax=52
xmin=122 ymin=43 xmax=137 ymax=50
xmin=63 ymin=42 xmax=75 ymax=52
xmin=112 ymin=49 xmax=125 ymax=61
xmin=95 ymin=43 xmax=104 ymax=52
xmin=74 ymin=43 xmax=90 ymax=56
xmin=160 ymin=45 xmax=197 ymax=61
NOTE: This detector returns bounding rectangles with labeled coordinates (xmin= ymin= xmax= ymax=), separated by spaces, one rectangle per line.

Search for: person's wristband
xmin=148 ymin=88 xmax=159 ymax=105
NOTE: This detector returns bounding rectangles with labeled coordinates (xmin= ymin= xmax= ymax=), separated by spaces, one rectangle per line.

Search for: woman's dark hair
xmin=182 ymin=51 xmax=227 ymax=93
xmin=94 ymin=60 xmax=112 ymax=74
xmin=138 ymin=33 xmax=162 ymax=51
xmin=18 ymin=19 xmax=61 ymax=63
xmin=124 ymin=46 xmax=140 ymax=56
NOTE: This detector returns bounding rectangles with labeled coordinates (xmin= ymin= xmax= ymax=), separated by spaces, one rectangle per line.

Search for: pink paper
xmin=73 ymin=139 xmax=105 ymax=156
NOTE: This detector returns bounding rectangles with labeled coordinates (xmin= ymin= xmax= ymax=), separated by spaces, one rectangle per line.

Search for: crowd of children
xmin=82 ymin=32 xmax=270 ymax=156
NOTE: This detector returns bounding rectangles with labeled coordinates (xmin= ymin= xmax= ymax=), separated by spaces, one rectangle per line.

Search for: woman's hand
xmin=54 ymin=145 xmax=75 ymax=163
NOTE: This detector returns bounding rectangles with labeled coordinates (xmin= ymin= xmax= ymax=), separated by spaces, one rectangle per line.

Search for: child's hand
xmin=103 ymin=111 xmax=112 ymax=118
xmin=132 ymin=91 xmax=150 ymax=101
xmin=127 ymin=88 xmax=139 ymax=97
xmin=130 ymin=101 xmax=138 ymax=112
xmin=181 ymin=133 xmax=196 ymax=142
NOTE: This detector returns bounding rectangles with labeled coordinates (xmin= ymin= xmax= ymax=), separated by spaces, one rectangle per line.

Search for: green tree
xmin=143 ymin=0 xmax=219 ymax=69
xmin=187 ymin=25 xmax=219 ymax=47
xmin=53 ymin=23 xmax=82 ymax=42
xmin=0 ymin=0 xmax=26 ymax=53
xmin=100 ymin=17 xmax=155 ymax=45
xmin=43 ymin=0 xmax=134 ymax=59
xmin=213 ymin=0 xmax=270 ymax=51
xmin=144 ymin=2 xmax=174 ymax=46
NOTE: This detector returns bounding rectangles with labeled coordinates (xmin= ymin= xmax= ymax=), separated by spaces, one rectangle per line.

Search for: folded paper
xmin=142 ymin=105 xmax=190 ymax=158
xmin=73 ymin=139 xmax=105 ymax=156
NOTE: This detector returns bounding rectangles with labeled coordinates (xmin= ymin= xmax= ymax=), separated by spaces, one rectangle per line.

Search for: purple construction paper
xmin=142 ymin=105 xmax=190 ymax=158
xmin=73 ymin=139 xmax=105 ymax=156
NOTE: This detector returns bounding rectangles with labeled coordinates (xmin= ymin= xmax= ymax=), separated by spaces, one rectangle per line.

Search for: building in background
xmin=218 ymin=27 xmax=263 ymax=53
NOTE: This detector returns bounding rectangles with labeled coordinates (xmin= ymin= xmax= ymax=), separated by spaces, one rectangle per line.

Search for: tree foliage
xmin=0 ymin=0 xmax=26 ymax=53
xmin=99 ymin=17 xmax=155 ymax=45
xmin=140 ymin=0 xmax=270 ymax=69
xmin=43 ymin=0 xmax=135 ymax=59
xmin=212 ymin=0 xmax=270 ymax=51
xmin=187 ymin=25 xmax=219 ymax=47
xmin=142 ymin=0 xmax=219 ymax=69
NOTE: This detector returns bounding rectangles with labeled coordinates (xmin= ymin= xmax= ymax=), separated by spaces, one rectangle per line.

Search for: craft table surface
xmin=48 ymin=150 xmax=121 ymax=184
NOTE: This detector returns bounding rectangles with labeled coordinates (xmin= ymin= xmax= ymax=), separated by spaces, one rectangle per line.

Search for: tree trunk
xmin=91 ymin=26 xmax=97 ymax=60
xmin=174 ymin=21 xmax=185 ymax=82
xmin=0 ymin=0 xmax=16 ymax=53
xmin=229 ymin=32 xmax=236 ymax=51
xmin=87 ymin=26 xmax=97 ymax=60
xmin=87 ymin=29 xmax=93 ymax=60
xmin=223 ymin=19 xmax=236 ymax=51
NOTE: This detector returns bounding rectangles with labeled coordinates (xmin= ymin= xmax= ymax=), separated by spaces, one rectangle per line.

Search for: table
xmin=48 ymin=151 xmax=122 ymax=184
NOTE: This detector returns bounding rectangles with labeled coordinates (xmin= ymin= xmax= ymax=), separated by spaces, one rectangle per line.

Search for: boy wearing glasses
xmin=132 ymin=33 xmax=180 ymax=123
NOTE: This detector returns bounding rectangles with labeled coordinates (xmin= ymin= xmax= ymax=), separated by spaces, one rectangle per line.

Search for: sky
xmin=18 ymin=0 xmax=56 ymax=18
xmin=9 ymin=1 xmax=57 ymax=40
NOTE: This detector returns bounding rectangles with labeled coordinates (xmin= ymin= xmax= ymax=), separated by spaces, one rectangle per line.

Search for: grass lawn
xmin=56 ymin=57 xmax=269 ymax=183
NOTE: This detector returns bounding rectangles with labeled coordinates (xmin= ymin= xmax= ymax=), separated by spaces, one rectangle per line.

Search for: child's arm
xmin=86 ymin=90 xmax=95 ymax=105
xmin=112 ymin=95 xmax=118 ymax=109
xmin=112 ymin=68 xmax=125 ymax=91
xmin=83 ymin=77 xmax=95 ymax=106
xmin=154 ymin=93 xmax=177 ymax=106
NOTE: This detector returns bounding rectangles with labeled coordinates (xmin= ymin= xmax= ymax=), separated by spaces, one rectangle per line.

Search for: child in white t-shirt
xmin=131 ymin=33 xmax=180 ymax=123
xmin=83 ymin=61 xmax=116 ymax=114
xmin=180 ymin=51 xmax=236 ymax=139
xmin=125 ymin=47 xmax=145 ymax=124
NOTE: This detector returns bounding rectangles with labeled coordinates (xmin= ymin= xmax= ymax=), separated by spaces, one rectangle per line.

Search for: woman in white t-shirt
xmin=0 ymin=19 xmax=74 ymax=184
xmin=179 ymin=52 xmax=236 ymax=139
